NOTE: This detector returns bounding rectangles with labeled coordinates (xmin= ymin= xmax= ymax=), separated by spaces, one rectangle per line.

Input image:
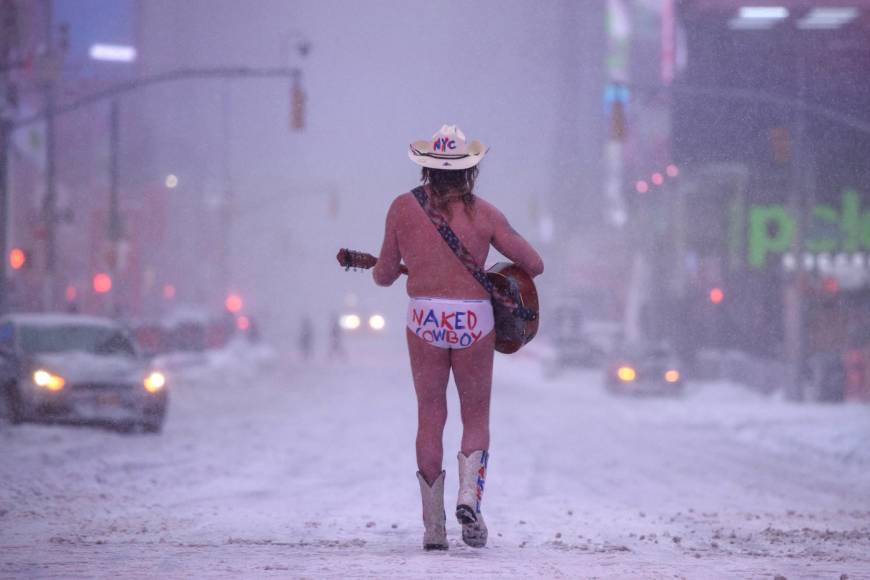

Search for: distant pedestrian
xmin=328 ymin=313 xmax=345 ymax=360
xmin=247 ymin=316 xmax=260 ymax=343
xmin=299 ymin=316 xmax=314 ymax=360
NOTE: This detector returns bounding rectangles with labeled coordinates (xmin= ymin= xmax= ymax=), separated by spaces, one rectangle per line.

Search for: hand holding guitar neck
xmin=336 ymin=248 xmax=408 ymax=275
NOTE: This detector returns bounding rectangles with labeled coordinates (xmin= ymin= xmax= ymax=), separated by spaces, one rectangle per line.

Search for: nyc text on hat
xmin=408 ymin=125 xmax=488 ymax=170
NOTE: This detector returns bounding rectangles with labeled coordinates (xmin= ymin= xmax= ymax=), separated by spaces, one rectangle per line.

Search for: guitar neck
xmin=337 ymin=248 xmax=408 ymax=275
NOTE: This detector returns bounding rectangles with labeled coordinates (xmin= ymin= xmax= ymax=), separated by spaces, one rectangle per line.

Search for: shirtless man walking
xmin=373 ymin=125 xmax=544 ymax=550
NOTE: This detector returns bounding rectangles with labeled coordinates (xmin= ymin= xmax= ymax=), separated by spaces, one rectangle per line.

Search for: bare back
xmin=373 ymin=187 xmax=544 ymax=297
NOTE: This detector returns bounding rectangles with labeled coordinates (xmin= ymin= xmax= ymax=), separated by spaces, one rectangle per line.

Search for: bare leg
xmin=451 ymin=331 xmax=496 ymax=454
xmin=406 ymin=328 xmax=451 ymax=485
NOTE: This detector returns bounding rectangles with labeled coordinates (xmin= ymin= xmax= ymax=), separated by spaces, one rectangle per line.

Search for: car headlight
xmin=368 ymin=314 xmax=385 ymax=331
xmin=616 ymin=366 xmax=637 ymax=382
xmin=664 ymin=369 xmax=680 ymax=383
xmin=33 ymin=369 xmax=66 ymax=391
xmin=144 ymin=371 xmax=166 ymax=393
xmin=339 ymin=314 xmax=361 ymax=330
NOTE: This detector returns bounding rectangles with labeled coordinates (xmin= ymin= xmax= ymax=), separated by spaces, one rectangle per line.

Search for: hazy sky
xmin=129 ymin=1 xmax=603 ymax=341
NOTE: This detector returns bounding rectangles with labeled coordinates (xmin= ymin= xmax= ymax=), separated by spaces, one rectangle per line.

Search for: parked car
xmin=131 ymin=321 xmax=170 ymax=358
xmin=160 ymin=306 xmax=238 ymax=352
xmin=552 ymin=305 xmax=596 ymax=368
xmin=0 ymin=313 xmax=168 ymax=432
xmin=550 ymin=304 xmax=620 ymax=370
xmin=605 ymin=342 xmax=685 ymax=396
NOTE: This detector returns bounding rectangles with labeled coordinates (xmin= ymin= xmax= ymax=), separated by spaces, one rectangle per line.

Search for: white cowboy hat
xmin=408 ymin=124 xmax=488 ymax=170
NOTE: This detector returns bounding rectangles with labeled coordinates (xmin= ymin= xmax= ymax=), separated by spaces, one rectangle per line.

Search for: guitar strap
xmin=411 ymin=186 xmax=537 ymax=322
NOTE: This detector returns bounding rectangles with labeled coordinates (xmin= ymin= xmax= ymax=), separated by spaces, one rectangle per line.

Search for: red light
xmin=651 ymin=173 xmax=664 ymax=186
xmin=9 ymin=248 xmax=25 ymax=270
xmin=822 ymin=277 xmax=839 ymax=294
xmin=64 ymin=285 xmax=77 ymax=302
xmin=225 ymin=293 xmax=243 ymax=313
xmin=666 ymin=164 xmax=679 ymax=177
xmin=709 ymin=287 xmax=724 ymax=305
xmin=237 ymin=315 xmax=250 ymax=331
xmin=162 ymin=284 xmax=176 ymax=299
xmin=635 ymin=180 xmax=649 ymax=194
xmin=93 ymin=273 xmax=112 ymax=294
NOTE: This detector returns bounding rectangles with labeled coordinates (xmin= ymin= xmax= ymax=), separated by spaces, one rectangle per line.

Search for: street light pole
xmin=42 ymin=78 xmax=57 ymax=309
xmin=12 ymin=67 xmax=300 ymax=130
xmin=0 ymin=0 xmax=15 ymax=314
xmin=0 ymin=119 xmax=8 ymax=312
xmin=41 ymin=0 xmax=61 ymax=311
xmin=108 ymin=99 xmax=122 ymax=316
xmin=219 ymin=84 xmax=233 ymax=300
xmin=784 ymin=47 xmax=810 ymax=401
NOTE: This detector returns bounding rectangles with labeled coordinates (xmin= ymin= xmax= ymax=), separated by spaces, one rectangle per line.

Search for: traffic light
xmin=9 ymin=248 xmax=27 ymax=270
xmin=709 ymin=287 xmax=724 ymax=305
xmin=93 ymin=273 xmax=112 ymax=294
xmin=225 ymin=293 xmax=243 ymax=314
xmin=821 ymin=277 xmax=839 ymax=295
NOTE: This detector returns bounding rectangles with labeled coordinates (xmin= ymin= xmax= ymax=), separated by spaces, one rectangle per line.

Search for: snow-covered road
xmin=2 ymin=336 xmax=869 ymax=579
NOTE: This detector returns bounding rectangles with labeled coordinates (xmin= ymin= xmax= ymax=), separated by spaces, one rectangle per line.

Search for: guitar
xmin=336 ymin=248 xmax=539 ymax=354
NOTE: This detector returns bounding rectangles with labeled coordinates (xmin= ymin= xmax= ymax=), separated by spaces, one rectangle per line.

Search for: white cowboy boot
xmin=416 ymin=471 xmax=448 ymax=550
xmin=456 ymin=450 xmax=488 ymax=548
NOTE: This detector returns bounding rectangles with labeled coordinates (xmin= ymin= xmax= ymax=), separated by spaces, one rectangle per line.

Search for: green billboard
xmin=748 ymin=190 xmax=870 ymax=268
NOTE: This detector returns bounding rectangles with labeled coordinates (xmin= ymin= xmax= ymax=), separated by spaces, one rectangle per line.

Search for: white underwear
xmin=407 ymin=297 xmax=494 ymax=349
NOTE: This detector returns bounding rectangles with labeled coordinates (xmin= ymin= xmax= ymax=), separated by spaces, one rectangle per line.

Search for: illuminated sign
xmin=748 ymin=190 xmax=870 ymax=268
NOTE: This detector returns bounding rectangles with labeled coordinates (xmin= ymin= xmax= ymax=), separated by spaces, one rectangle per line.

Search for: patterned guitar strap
xmin=411 ymin=186 xmax=538 ymax=322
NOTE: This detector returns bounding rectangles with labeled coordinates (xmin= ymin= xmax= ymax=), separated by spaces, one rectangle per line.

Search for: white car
xmin=0 ymin=314 xmax=168 ymax=433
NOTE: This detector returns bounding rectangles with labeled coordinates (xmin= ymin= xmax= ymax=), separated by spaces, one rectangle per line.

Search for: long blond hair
xmin=421 ymin=166 xmax=479 ymax=217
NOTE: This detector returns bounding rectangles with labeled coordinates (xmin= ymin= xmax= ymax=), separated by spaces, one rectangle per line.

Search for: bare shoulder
xmin=473 ymin=196 xmax=506 ymax=224
xmin=387 ymin=191 xmax=417 ymax=215
xmin=390 ymin=191 xmax=414 ymax=206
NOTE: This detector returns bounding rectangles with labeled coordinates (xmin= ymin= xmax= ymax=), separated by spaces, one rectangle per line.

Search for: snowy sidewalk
xmin=1 ymin=337 xmax=869 ymax=579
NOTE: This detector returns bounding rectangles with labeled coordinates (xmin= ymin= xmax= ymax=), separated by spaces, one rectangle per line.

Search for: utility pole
xmin=0 ymin=119 xmax=8 ymax=314
xmin=784 ymin=47 xmax=809 ymax=401
xmin=219 ymin=84 xmax=233 ymax=300
xmin=0 ymin=0 xmax=17 ymax=314
xmin=108 ymin=99 xmax=122 ymax=316
xmin=41 ymin=0 xmax=59 ymax=311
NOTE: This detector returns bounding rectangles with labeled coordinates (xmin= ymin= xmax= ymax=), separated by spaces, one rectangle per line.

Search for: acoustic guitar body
xmin=486 ymin=262 xmax=540 ymax=354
